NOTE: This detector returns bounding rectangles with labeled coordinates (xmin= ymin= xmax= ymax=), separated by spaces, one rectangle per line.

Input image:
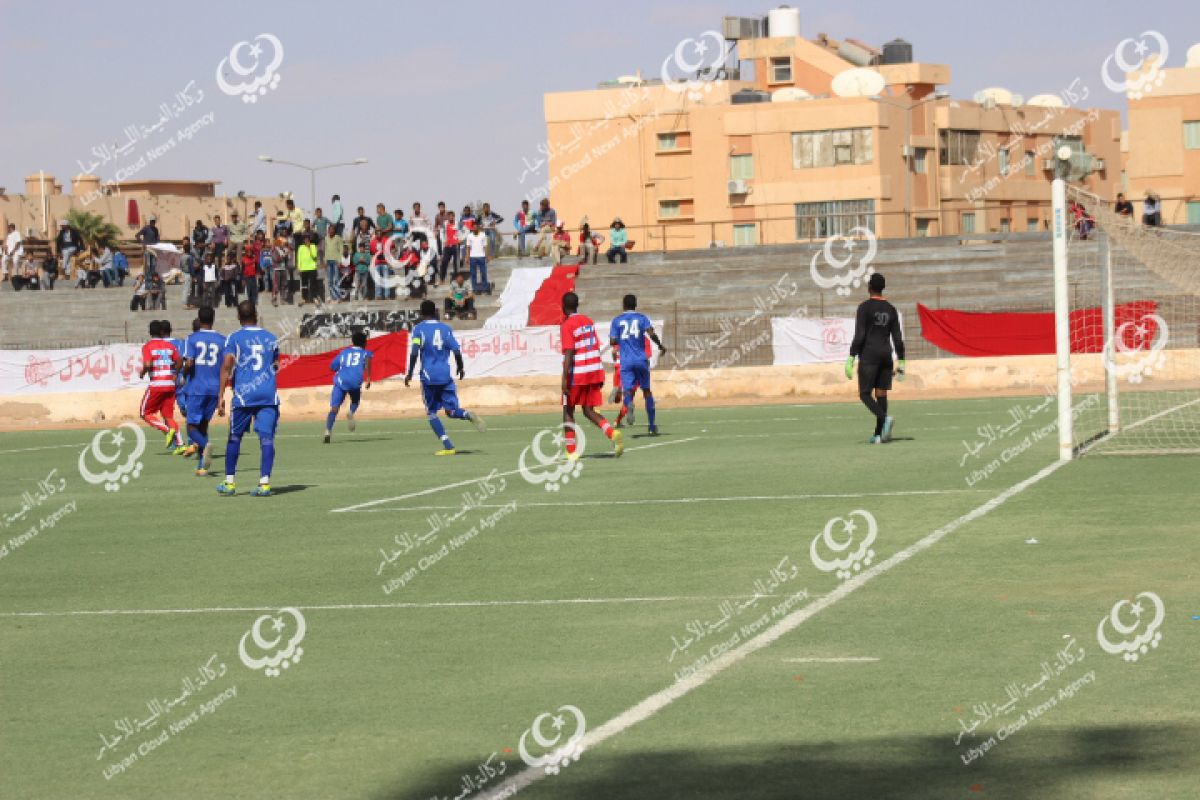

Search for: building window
xmin=733 ymin=224 xmax=758 ymax=246
xmin=1054 ymin=135 xmax=1085 ymax=158
xmin=659 ymin=200 xmax=681 ymax=219
xmin=998 ymin=147 xmax=1010 ymax=175
xmin=1185 ymin=121 xmax=1200 ymax=150
xmin=770 ymin=57 xmax=792 ymax=83
xmin=1027 ymin=218 xmax=1040 ymax=232
xmin=1188 ymin=201 xmax=1200 ymax=225
xmin=794 ymin=199 xmax=876 ymax=239
xmin=657 ymin=133 xmax=678 ymax=151
xmin=999 ymin=218 xmax=1011 ymax=233
xmin=961 ymin=212 xmax=976 ymax=234
xmin=792 ymin=129 xmax=874 ymax=168
xmin=730 ymin=154 xmax=754 ymax=180
xmin=1025 ymin=151 xmax=1036 ymax=176
xmin=939 ymin=130 xmax=981 ymax=166
xmin=916 ymin=218 xmax=931 ymax=237
xmin=913 ymin=148 xmax=928 ymax=174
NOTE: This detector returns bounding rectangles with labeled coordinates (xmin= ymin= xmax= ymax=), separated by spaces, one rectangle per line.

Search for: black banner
xmin=299 ymin=309 xmax=422 ymax=338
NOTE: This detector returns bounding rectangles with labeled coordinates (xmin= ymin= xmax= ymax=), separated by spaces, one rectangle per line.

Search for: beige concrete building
xmin=540 ymin=20 xmax=1121 ymax=250
xmin=1124 ymin=61 xmax=1200 ymax=225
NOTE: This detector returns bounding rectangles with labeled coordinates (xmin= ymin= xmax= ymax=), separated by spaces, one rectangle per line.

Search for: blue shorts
xmin=186 ymin=394 xmax=219 ymax=426
xmin=177 ymin=390 xmax=189 ymax=416
xmin=422 ymin=383 xmax=460 ymax=415
xmin=620 ymin=363 xmax=651 ymax=394
xmin=330 ymin=385 xmax=362 ymax=409
xmin=229 ymin=405 xmax=279 ymax=439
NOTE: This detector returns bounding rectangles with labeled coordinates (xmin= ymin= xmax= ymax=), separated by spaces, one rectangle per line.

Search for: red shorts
xmin=563 ymin=383 xmax=603 ymax=408
xmin=141 ymin=387 xmax=177 ymax=418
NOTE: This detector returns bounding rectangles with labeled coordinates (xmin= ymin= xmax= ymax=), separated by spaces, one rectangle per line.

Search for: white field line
xmin=476 ymin=456 xmax=1071 ymax=800
xmin=352 ymin=489 xmax=984 ymax=514
xmin=0 ymin=593 xmax=806 ymax=619
xmin=329 ymin=436 xmax=699 ymax=513
xmin=783 ymin=656 xmax=879 ymax=663
xmin=0 ymin=442 xmax=90 ymax=455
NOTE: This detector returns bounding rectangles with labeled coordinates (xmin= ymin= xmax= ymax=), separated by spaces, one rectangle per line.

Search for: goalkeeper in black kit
xmin=845 ymin=273 xmax=905 ymax=443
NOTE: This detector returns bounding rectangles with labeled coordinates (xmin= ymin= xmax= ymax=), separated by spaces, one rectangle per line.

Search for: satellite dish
xmin=1028 ymin=94 xmax=1066 ymax=108
xmin=1010 ymin=94 xmax=1025 ymax=107
xmin=771 ymin=87 xmax=813 ymax=102
xmin=831 ymin=68 xmax=886 ymax=98
xmin=975 ymin=87 xmax=1015 ymax=106
xmin=616 ymin=74 xmax=643 ymax=85
xmin=1187 ymin=43 xmax=1200 ymax=68
xmin=1057 ymin=145 xmax=1074 ymax=161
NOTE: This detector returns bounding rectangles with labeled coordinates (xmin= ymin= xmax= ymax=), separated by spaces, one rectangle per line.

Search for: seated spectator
xmin=532 ymin=220 xmax=555 ymax=258
xmin=606 ymin=217 xmax=629 ymax=263
xmin=11 ymin=255 xmax=40 ymax=291
xmin=551 ymin=222 xmax=571 ymax=265
xmin=514 ymin=199 xmax=536 ymax=258
xmin=1114 ymin=193 xmax=1134 ymax=218
xmin=130 ymin=273 xmax=149 ymax=311
xmin=112 ymin=249 xmax=130 ymax=285
xmin=98 ymin=245 xmax=118 ymax=287
xmin=1143 ymin=192 xmax=1162 ymax=227
xmin=444 ymin=273 xmax=476 ymax=320
xmin=74 ymin=248 xmax=103 ymax=288
xmin=578 ymin=221 xmax=599 ymax=265
xmin=147 ymin=271 xmax=167 ymax=309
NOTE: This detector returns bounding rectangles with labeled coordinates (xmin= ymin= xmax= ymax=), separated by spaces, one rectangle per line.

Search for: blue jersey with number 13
xmin=331 ymin=346 xmax=371 ymax=390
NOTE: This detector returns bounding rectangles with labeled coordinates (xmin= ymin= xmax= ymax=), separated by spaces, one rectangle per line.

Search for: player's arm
xmin=216 ymin=352 xmax=236 ymax=417
xmin=453 ymin=350 xmax=464 ymax=381
xmin=647 ymin=326 xmax=666 ymax=354
xmin=890 ymin=306 xmax=906 ymax=375
xmin=404 ymin=340 xmax=420 ymax=387
xmin=561 ymin=349 xmax=574 ymax=396
xmin=363 ymin=353 xmax=373 ymax=389
xmin=846 ymin=303 xmax=868 ymax=380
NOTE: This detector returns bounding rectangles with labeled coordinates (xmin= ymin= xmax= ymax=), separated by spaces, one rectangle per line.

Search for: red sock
xmin=143 ymin=415 xmax=169 ymax=434
xmin=599 ymin=419 xmax=614 ymax=439
xmin=565 ymin=428 xmax=577 ymax=455
xmin=616 ymin=405 xmax=627 ymax=424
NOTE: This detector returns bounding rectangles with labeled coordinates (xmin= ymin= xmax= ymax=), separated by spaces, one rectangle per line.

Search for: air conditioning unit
xmin=1092 ymin=157 xmax=1106 ymax=171
xmin=723 ymin=16 xmax=761 ymax=40
xmin=727 ymin=179 xmax=749 ymax=194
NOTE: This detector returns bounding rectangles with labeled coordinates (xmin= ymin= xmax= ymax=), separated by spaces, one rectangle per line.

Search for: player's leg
xmin=250 ymin=406 xmax=279 ymax=496
xmin=857 ymin=361 xmax=887 ymax=443
xmin=618 ymin=365 xmax=638 ymax=427
xmin=186 ymin=395 xmax=211 ymax=472
xmin=440 ymin=384 xmax=486 ymax=433
xmin=346 ymin=388 xmax=362 ymax=432
xmin=423 ymin=384 xmax=456 ymax=454
xmin=562 ymin=402 xmax=581 ymax=459
xmin=636 ymin=365 xmax=655 ymax=433
xmin=140 ymin=388 xmax=173 ymax=442
xmin=218 ymin=407 xmax=254 ymax=494
xmin=581 ymin=404 xmax=623 ymax=457
xmin=160 ymin=393 xmax=187 ymax=453
xmin=876 ymin=361 xmax=895 ymax=441
xmin=325 ymin=386 xmax=346 ymax=443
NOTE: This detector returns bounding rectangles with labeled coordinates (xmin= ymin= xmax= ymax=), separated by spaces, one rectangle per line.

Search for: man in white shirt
xmin=252 ymin=201 xmax=267 ymax=235
xmin=3 ymin=223 xmax=23 ymax=280
xmin=465 ymin=227 xmax=490 ymax=294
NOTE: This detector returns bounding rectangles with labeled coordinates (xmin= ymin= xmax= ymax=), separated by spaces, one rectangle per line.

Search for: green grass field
xmin=1 ymin=396 xmax=1197 ymax=800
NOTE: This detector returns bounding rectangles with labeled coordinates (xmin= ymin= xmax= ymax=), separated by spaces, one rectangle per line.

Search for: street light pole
xmin=871 ymin=91 xmax=948 ymax=238
xmin=257 ymin=156 xmax=368 ymax=212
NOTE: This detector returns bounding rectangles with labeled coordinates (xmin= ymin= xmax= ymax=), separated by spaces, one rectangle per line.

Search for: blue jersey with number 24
xmin=609 ymin=312 xmax=653 ymax=368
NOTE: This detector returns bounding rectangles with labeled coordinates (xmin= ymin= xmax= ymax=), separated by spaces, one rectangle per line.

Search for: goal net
xmin=1057 ymin=183 xmax=1200 ymax=456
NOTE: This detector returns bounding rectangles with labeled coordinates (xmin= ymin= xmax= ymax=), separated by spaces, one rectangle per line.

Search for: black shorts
xmin=858 ymin=358 xmax=894 ymax=393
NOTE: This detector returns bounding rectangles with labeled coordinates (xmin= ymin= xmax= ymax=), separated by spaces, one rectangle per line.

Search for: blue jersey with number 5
xmin=610 ymin=312 xmax=653 ymax=368
xmin=225 ymin=326 xmax=279 ymax=408
xmin=184 ymin=330 xmax=227 ymax=396
xmin=331 ymin=346 xmax=371 ymax=390
xmin=411 ymin=320 xmax=459 ymax=385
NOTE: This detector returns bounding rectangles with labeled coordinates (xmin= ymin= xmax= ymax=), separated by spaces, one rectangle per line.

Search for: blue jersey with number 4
xmin=610 ymin=312 xmax=653 ymax=368
xmin=184 ymin=330 xmax=227 ymax=396
xmin=224 ymin=326 xmax=279 ymax=408
xmin=411 ymin=320 xmax=459 ymax=385
xmin=331 ymin=346 xmax=371 ymax=390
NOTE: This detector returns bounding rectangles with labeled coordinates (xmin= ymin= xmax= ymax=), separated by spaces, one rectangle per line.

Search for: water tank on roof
xmin=881 ymin=38 xmax=913 ymax=65
xmin=767 ymin=6 xmax=801 ymax=38
xmin=838 ymin=41 xmax=875 ymax=67
xmin=732 ymin=89 xmax=772 ymax=104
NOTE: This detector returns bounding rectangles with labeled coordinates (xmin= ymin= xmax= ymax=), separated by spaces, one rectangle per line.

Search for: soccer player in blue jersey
xmin=324 ymin=330 xmax=373 ymax=443
xmin=609 ymin=294 xmax=666 ymax=435
xmin=404 ymin=299 xmax=485 ymax=455
xmin=161 ymin=320 xmax=189 ymax=433
xmin=181 ymin=306 xmax=226 ymax=475
xmin=216 ymin=301 xmax=279 ymax=496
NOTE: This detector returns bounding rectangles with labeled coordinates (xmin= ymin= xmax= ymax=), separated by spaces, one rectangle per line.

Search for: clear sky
xmin=2 ymin=0 xmax=1197 ymax=217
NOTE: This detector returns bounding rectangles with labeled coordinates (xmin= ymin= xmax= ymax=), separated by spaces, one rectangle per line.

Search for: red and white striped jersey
xmin=560 ymin=313 xmax=604 ymax=386
xmin=141 ymin=339 xmax=179 ymax=389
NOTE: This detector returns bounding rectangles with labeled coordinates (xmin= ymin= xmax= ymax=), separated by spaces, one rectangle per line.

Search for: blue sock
xmin=325 ymin=410 xmax=337 ymax=431
xmin=646 ymin=394 xmax=657 ymax=427
xmin=260 ymin=437 xmax=275 ymax=481
xmin=429 ymin=415 xmax=453 ymax=449
xmin=224 ymin=434 xmax=242 ymax=480
xmin=446 ymin=408 xmax=469 ymax=420
xmin=349 ymin=401 xmax=360 ymax=414
xmin=188 ymin=425 xmax=208 ymax=451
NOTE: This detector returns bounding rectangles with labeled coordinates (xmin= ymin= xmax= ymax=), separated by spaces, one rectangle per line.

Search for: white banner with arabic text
xmin=0 ymin=345 xmax=147 ymax=395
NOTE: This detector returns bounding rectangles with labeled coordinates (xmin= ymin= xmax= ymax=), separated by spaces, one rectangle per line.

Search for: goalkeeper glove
xmin=844 ymin=356 xmax=855 ymax=381
xmin=896 ymin=359 xmax=906 ymax=382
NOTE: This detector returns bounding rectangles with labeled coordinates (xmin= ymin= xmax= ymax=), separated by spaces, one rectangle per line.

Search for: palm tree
xmin=66 ymin=209 xmax=121 ymax=251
